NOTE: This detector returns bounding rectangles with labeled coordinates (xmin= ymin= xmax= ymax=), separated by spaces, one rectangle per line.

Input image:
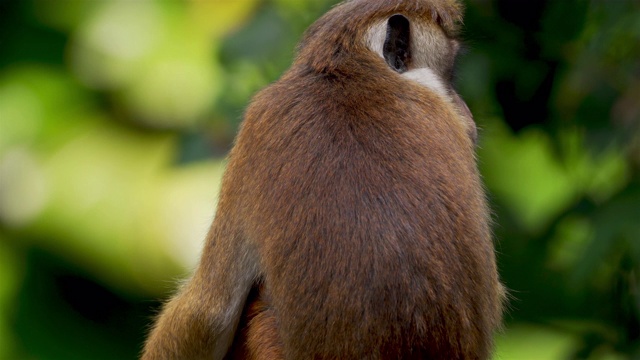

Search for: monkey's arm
xmin=141 ymin=220 xmax=258 ymax=360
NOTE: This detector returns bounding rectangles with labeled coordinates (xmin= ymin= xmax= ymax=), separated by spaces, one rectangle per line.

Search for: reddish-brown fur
xmin=142 ymin=1 xmax=504 ymax=359
xmin=226 ymin=287 xmax=283 ymax=360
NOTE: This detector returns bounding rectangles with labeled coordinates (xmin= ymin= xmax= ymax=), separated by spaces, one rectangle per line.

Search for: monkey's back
xmin=224 ymin=65 xmax=502 ymax=360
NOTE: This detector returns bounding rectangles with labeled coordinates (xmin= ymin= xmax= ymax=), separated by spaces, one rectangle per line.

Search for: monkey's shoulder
xmin=243 ymin=72 xmax=441 ymax=144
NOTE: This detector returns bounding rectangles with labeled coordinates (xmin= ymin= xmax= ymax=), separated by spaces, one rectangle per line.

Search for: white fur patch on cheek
xmin=401 ymin=68 xmax=448 ymax=97
xmin=365 ymin=22 xmax=449 ymax=99
xmin=365 ymin=20 xmax=387 ymax=59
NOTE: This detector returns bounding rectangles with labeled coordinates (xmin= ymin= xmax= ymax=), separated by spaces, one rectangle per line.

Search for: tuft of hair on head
xmin=295 ymin=0 xmax=465 ymax=74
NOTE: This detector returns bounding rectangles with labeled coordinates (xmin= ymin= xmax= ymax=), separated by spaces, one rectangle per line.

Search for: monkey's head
xmin=294 ymin=0 xmax=477 ymax=144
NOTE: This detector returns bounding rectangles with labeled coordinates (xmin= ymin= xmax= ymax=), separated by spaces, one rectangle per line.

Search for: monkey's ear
xmin=383 ymin=14 xmax=411 ymax=73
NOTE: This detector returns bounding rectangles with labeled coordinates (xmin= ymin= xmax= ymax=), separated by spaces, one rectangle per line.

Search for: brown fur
xmin=142 ymin=0 xmax=504 ymax=359
xmin=226 ymin=286 xmax=283 ymax=360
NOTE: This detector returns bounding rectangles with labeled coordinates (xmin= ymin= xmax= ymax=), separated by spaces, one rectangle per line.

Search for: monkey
xmin=142 ymin=0 xmax=504 ymax=359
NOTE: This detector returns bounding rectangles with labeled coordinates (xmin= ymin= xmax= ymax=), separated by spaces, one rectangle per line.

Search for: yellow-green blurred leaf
xmin=188 ymin=0 xmax=260 ymax=38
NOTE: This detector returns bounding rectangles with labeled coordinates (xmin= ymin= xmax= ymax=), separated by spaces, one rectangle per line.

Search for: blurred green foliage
xmin=0 ymin=0 xmax=638 ymax=359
